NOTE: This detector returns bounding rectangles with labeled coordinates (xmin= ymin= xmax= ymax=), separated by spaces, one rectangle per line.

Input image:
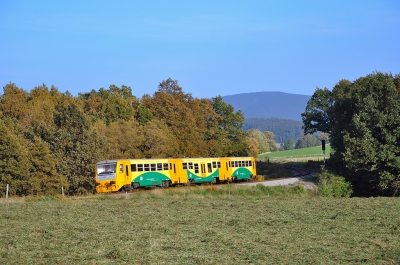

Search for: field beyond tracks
xmin=1 ymin=188 xmax=400 ymax=264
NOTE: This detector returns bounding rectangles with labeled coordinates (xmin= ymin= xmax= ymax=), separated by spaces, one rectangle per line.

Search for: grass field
xmin=259 ymin=145 xmax=331 ymax=160
xmin=1 ymin=186 xmax=399 ymax=264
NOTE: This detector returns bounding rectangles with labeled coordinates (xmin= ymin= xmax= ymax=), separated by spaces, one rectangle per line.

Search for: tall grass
xmin=1 ymin=186 xmax=399 ymax=264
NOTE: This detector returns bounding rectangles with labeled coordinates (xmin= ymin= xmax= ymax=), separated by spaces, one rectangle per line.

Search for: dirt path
xmin=238 ymin=171 xmax=317 ymax=190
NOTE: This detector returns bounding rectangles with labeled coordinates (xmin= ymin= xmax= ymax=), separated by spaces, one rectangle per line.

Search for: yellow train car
xmin=129 ymin=158 xmax=183 ymax=188
xmin=95 ymin=159 xmax=132 ymax=193
xmin=95 ymin=156 xmax=256 ymax=192
xmin=175 ymin=157 xmax=222 ymax=184
xmin=220 ymin=157 xmax=256 ymax=181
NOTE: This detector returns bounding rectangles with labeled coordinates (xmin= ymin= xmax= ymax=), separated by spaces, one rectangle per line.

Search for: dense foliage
xmin=0 ymin=79 xmax=248 ymax=196
xmin=245 ymin=129 xmax=278 ymax=156
xmin=295 ymin=133 xmax=328 ymax=149
xmin=302 ymin=72 xmax=400 ymax=196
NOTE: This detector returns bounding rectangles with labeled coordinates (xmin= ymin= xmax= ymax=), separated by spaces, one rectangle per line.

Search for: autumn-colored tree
xmin=98 ymin=85 xmax=139 ymax=125
xmin=140 ymin=119 xmax=178 ymax=158
xmin=105 ymin=119 xmax=144 ymax=159
xmin=246 ymin=129 xmax=269 ymax=153
xmin=263 ymin=131 xmax=278 ymax=152
xmin=142 ymin=78 xmax=205 ymax=157
xmin=245 ymin=136 xmax=259 ymax=158
xmin=0 ymin=83 xmax=31 ymax=126
xmin=0 ymin=118 xmax=30 ymax=196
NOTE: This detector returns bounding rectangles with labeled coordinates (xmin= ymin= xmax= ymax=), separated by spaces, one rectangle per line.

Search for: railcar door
xmin=200 ymin=163 xmax=206 ymax=177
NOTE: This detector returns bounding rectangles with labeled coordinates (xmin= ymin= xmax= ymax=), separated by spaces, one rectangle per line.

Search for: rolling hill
xmin=222 ymin=91 xmax=311 ymax=142
xmin=222 ymin=91 xmax=310 ymax=121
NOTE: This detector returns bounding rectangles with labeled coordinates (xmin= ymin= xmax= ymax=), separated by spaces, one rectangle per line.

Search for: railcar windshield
xmin=97 ymin=163 xmax=117 ymax=174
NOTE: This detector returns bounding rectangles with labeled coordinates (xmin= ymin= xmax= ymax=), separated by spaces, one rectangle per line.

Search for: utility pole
xmin=322 ymin=140 xmax=326 ymax=169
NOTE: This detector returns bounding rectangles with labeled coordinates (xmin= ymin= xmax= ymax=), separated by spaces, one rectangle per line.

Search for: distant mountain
xmin=222 ymin=91 xmax=311 ymax=121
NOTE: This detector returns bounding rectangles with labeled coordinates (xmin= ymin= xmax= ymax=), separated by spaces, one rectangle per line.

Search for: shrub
xmin=316 ymin=170 xmax=353 ymax=197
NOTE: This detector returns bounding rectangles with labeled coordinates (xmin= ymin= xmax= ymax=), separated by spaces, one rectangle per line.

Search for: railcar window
xmin=120 ymin=164 xmax=124 ymax=173
xmin=194 ymin=163 xmax=199 ymax=174
xmin=169 ymin=163 xmax=172 ymax=170
xmin=234 ymin=161 xmax=238 ymax=167
xmin=144 ymin=164 xmax=150 ymax=171
xmin=183 ymin=162 xmax=187 ymax=169
xmin=157 ymin=163 xmax=163 ymax=170
xmin=188 ymin=162 xmax=193 ymax=169
xmin=207 ymin=163 xmax=212 ymax=173
xmin=218 ymin=162 xmax=221 ymax=168
xmin=164 ymin=163 xmax=169 ymax=170
xmin=212 ymin=162 xmax=217 ymax=168
xmin=131 ymin=164 xmax=137 ymax=172
xmin=138 ymin=164 xmax=143 ymax=172
xmin=151 ymin=164 xmax=156 ymax=171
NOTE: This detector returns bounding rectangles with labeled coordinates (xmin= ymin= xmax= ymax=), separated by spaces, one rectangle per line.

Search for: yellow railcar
xmin=220 ymin=157 xmax=256 ymax=181
xmin=95 ymin=157 xmax=256 ymax=193
xmin=175 ymin=157 xmax=222 ymax=184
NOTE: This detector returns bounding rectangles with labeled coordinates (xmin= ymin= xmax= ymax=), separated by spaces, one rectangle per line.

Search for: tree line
xmin=302 ymin=71 xmax=400 ymax=196
xmin=243 ymin=118 xmax=303 ymax=143
xmin=0 ymin=78 xmax=270 ymax=197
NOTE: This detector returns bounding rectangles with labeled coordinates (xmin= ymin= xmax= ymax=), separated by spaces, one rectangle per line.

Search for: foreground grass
xmin=1 ymin=186 xmax=399 ymax=264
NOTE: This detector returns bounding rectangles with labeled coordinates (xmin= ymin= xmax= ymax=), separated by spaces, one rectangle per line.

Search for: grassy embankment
xmin=259 ymin=145 xmax=331 ymax=162
xmin=1 ymin=187 xmax=400 ymax=264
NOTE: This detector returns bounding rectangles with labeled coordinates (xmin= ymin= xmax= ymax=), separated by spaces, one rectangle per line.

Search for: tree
xmin=26 ymin=136 xmax=68 ymax=195
xmin=263 ymin=131 xmax=278 ymax=151
xmin=245 ymin=136 xmax=259 ymax=158
xmin=105 ymin=119 xmax=144 ymax=159
xmin=302 ymin=72 xmax=400 ymax=196
xmin=283 ymin=139 xmax=294 ymax=150
xmin=246 ymin=129 xmax=269 ymax=153
xmin=0 ymin=118 xmax=30 ymax=196
xmin=51 ymin=103 xmax=107 ymax=195
xmin=98 ymin=85 xmax=138 ymax=125
xmin=140 ymin=119 xmax=178 ymax=158
xmin=301 ymin=87 xmax=335 ymax=135
xmin=295 ymin=134 xmax=320 ymax=149
xmin=211 ymin=95 xmax=247 ymax=156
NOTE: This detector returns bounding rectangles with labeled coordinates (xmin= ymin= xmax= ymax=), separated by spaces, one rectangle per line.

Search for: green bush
xmin=316 ymin=170 xmax=353 ymax=197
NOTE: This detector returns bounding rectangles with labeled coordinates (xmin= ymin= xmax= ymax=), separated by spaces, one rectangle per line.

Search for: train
xmin=95 ymin=157 xmax=256 ymax=193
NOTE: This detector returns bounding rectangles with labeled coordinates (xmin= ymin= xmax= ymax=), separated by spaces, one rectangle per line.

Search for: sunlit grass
xmin=1 ymin=187 xmax=399 ymax=264
xmin=260 ymin=145 xmax=331 ymax=159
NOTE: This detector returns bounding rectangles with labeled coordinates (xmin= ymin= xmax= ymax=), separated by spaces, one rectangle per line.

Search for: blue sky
xmin=1 ymin=1 xmax=399 ymax=99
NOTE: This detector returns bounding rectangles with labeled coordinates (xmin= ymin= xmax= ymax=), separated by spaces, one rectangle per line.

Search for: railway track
xmin=99 ymin=166 xmax=313 ymax=195
xmin=284 ymin=167 xmax=311 ymax=178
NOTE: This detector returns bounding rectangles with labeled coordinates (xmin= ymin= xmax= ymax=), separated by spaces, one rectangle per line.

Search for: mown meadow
xmin=259 ymin=145 xmax=331 ymax=160
xmin=1 ymin=185 xmax=399 ymax=264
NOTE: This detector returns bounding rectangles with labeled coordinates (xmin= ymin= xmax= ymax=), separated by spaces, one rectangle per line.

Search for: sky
xmin=1 ymin=1 xmax=399 ymax=99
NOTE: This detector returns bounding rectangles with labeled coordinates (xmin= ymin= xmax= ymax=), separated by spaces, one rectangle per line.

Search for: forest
xmin=243 ymin=118 xmax=303 ymax=143
xmin=302 ymin=71 xmax=400 ymax=197
xmin=0 ymin=78 xmax=273 ymax=197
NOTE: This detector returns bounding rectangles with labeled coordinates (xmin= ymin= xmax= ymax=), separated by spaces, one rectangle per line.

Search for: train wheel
xmin=161 ymin=181 xmax=170 ymax=188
